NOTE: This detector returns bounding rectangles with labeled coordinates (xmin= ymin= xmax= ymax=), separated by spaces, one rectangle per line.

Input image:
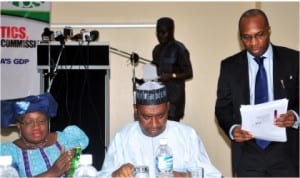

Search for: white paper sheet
xmin=240 ymin=98 xmax=288 ymax=142
xmin=143 ymin=63 xmax=158 ymax=81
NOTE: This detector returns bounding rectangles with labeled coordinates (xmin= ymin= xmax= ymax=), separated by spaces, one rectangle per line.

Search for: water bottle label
xmin=156 ymin=155 xmax=173 ymax=171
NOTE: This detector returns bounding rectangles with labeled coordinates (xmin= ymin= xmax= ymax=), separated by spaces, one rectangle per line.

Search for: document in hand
xmin=240 ymin=98 xmax=288 ymax=142
xmin=143 ymin=63 xmax=158 ymax=82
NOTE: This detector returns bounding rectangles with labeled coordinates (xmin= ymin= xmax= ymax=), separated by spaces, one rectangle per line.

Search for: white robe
xmin=98 ymin=121 xmax=221 ymax=178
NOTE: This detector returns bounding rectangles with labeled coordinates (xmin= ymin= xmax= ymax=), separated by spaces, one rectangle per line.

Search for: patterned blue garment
xmin=0 ymin=125 xmax=89 ymax=177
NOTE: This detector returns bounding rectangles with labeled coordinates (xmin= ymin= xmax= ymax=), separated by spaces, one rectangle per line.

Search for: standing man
xmin=99 ymin=81 xmax=221 ymax=178
xmin=152 ymin=17 xmax=193 ymax=122
xmin=215 ymin=9 xmax=299 ymax=177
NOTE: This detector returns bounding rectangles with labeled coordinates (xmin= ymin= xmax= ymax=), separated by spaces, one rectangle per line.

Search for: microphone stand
xmin=109 ymin=47 xmax=151 ymax=64
xmin=109 ymin=47 xmax=151 ymax=103
xmin=47 ymin=42 xmax=65 ymax=92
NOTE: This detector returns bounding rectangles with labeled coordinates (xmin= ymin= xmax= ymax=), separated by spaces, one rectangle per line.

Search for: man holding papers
xmin=240 ymin=98 xmax=288 ymax=142
xmin=215 ymin=9 xmax=299 ymax=177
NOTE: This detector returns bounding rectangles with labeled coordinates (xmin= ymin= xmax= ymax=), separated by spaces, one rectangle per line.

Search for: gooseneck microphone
xmin=54 ymin=31 xmax=65 ymax=45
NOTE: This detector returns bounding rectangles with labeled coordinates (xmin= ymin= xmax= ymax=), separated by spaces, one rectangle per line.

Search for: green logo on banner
xmin=2 ymin=1 xmax=50 ymax=22
xmin=12 ymin=1 xmax=45 ymax=8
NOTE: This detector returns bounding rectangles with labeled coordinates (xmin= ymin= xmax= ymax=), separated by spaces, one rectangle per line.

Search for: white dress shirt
xmin=98 ymin=121 xmax=221 ymax=178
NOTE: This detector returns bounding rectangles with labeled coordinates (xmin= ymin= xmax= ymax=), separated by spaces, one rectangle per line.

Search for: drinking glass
xmin=187 ymin=167 xmax=204 ymax=178
xmin=134 ymin=165 xmax=149 ymax=178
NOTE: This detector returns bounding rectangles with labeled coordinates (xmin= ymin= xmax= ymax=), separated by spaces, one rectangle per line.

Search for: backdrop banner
xmin=1 ymin=2 xmax=50 ymax=99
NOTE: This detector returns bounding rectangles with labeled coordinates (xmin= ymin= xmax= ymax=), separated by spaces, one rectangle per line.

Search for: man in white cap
xmin=98 ymin=81 xmax=221 ymax=178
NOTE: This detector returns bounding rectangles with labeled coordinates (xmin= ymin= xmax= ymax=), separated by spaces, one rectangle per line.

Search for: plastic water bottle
xmin=0 ymin=155 xmax=19 ymax=178
xmin=155 ymin=138 xmax=173 ymax=178
xmin=73 ymin=154 xmax=98 ymax=178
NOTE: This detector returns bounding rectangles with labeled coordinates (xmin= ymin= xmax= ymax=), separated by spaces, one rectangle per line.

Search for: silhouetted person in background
xmin=152 ymin=17 xmax=193 ymax=122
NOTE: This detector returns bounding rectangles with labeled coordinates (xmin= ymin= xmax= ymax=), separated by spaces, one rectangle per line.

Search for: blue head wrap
xmin=1 ymin=93 xmax=57 ymax=128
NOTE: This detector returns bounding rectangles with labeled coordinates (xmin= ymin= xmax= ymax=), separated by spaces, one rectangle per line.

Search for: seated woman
xmin=0 ymin=93 xmax=89 ymax=177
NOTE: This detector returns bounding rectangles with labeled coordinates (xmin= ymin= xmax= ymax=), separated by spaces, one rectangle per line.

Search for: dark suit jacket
xmin=215 ymin=44 xmax=299 ymax=175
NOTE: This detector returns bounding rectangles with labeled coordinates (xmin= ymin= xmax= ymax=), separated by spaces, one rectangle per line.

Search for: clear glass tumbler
xmin=134 ymin=165 xmax=149 ymax=178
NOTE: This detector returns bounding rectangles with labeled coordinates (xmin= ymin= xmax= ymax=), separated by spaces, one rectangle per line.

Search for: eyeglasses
xmin=240 ymin=29 xmax=269 ymax=42
xmin=18 ymin=119 xmax=48 ymax=128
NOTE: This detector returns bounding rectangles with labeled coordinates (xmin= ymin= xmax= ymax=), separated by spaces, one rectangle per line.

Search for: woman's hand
xmin=52 ymin=146 xmax=73 ymax=175
xmin=36 ymin=146 xmax=73 ymax=177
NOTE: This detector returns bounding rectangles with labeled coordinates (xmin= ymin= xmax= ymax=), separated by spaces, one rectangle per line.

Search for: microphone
xmin=41 ymin=27 xmax=54 ymax=42
xmin=71 ymin=33 xmax=82 ymax=41
xmin=80 ymin=29 xmax=90 ymax=42
xmin=89 ymin=30 xmax=99 ymax=42
xmin=54 ymin=31 xmax=65 ymax=45
xmin=80 ymin=29 xmax=99 ymax=42
xmin=130 ymin=52 xmax=139 ymax=65
xmin=63 ymin=26 xmax=73 ymax=40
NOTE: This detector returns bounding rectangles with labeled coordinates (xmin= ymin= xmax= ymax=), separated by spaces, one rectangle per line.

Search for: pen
xmin=274 ymin=110 xmax=277 ymax=120
xmin=280 ymin=80 xmax=285 ymax=89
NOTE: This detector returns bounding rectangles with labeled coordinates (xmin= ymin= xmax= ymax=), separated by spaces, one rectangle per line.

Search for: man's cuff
xmin=291 ymin=110 xmax=299 ymax=129
xmin=229 ymin=124 xmax=240 ymax=140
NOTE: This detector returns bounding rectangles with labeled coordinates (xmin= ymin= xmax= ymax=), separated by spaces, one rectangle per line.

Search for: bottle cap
xmin=0 ymin=155 xmax=13 ymax=166
xmin=159 ymin=138 xmax=168 ymax=145
xmin=79 ymin=154 xmax=93 ymax=165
